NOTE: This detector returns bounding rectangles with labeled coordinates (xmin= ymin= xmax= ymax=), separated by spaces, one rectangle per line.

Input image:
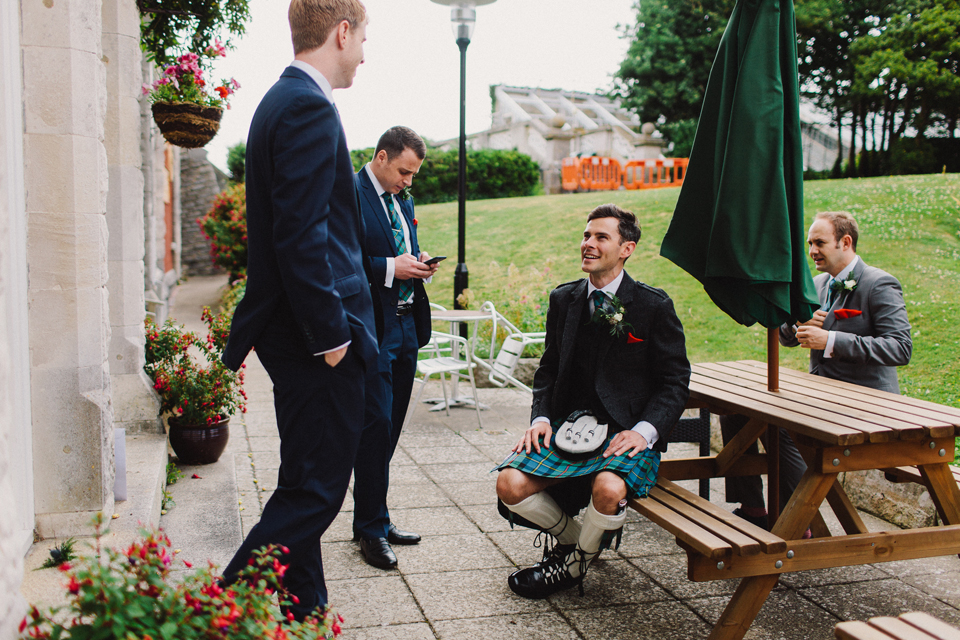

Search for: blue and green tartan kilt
xmin=495 ymin=435 xmax=661 ymax=499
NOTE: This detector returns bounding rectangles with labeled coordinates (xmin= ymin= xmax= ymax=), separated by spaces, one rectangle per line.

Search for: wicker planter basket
xmin=151 ymin=101 xmax=223 ymax=149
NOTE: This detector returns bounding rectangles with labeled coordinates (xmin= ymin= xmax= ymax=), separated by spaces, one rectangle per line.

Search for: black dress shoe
xmin=536 ymin=542 xmax=575 ymax=567
xmin=387 ymin=524 xmax=421 ymax=545
xmin=507 ymin=557 xmax=582 ymax=599
xmin=358 ymin=538 xmax=397 ymax=570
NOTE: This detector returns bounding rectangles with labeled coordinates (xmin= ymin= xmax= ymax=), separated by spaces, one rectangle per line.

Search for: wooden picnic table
xmin=651 ymin=360 xmax=960 ymax=640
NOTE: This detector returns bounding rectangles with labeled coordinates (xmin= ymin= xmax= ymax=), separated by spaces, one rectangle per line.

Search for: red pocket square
xmin=834 ymin=308 xmax=862 ymax=320
xmin=627 ymin=332 xmax=644 ymax=344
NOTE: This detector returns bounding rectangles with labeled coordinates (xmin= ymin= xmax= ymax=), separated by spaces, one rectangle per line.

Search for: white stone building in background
xmin=446 ymin=84 xmax=851 ymax=193
xmin=0 ymin=1 xmax=180 ymax=634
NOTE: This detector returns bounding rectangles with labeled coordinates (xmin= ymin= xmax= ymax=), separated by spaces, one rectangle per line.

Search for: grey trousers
xmin=720 ymin=414 xmax=807 ymax=510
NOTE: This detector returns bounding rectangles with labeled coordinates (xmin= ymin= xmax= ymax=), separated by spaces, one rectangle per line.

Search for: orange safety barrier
xmin=563 ymin=156 xmax=613 ymax=192
xmin=622 ymin=158 xmax=688 ymax=190
xmin=561 ymin=157 xmax=581 ymax=192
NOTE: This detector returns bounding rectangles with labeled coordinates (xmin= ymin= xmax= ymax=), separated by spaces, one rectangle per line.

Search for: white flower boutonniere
xmin=593 ymin=294 xmax=633 ymax=337
xmin=830 ymin=277 xmax=858 ymax=294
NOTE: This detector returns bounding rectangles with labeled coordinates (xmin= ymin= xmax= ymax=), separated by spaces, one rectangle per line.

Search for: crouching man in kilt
xmin=495 ymin=204 xmax=691 ymax=599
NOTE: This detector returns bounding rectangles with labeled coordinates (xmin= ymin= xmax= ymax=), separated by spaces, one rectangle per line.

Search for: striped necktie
xmin=383 ymin=193 xmax=414 ymax=303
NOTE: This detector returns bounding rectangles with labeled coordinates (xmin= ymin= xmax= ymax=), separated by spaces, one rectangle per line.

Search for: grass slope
xmin=416 ymin=174 xmax=960 ymax=408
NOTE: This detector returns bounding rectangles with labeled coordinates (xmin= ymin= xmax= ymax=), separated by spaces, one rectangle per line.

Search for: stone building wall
xmin=22 ymin=0 xmax=115 ymax=539
xmin=1 ymin=1 xmax=30 ymax=633
xmin=180 ymin=148 xmax=228 ymax=277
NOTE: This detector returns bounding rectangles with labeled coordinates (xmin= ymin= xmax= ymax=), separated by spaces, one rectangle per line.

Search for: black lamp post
xmin=430 ymin=0 xmax=496 ymax=312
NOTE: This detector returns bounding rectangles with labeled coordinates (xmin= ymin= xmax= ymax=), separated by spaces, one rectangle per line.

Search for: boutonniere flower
xmin=400 ymin=186 xmax=413 ymax=201
xmin=830 ymin=277 xmax=857 ymax=293
xmin=592 ymin=294 xmax=633 ymax=337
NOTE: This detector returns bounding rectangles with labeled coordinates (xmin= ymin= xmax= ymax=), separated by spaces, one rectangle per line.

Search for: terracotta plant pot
xmin=151 ymin=101 xmax=223 ymax=149
xmin=168 ymin=415 xmax=230 ymax=465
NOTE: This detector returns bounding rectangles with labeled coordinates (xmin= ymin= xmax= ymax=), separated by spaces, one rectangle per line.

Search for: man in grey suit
xmin=782 ymin=210 xmax=912 ymax=392
xmin=723 ymin=210 xmax=913 ymax=530
xmin=495 ymin=204 xmax=690 ymax=599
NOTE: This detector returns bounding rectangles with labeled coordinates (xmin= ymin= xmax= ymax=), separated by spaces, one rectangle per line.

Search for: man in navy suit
xmin=219 ymin=0 xmax=373 ymax=619
xmin=352 ymin=126 xmax=438 ymax=569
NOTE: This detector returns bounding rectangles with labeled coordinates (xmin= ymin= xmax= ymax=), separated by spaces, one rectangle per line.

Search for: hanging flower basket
xmin=151 ymin=101 xmax=224 ymax=149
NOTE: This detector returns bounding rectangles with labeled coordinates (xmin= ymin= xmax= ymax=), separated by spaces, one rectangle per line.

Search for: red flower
xmin=216 ymin=86 xmax=229 ymax=98
xmin=19 ymin=617 xmax=27 ymax=633
xmin=412 ymin=218 xmax=418 ymax=226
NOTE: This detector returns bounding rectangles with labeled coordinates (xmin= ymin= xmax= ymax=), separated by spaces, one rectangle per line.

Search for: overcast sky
xmin=203 ymin=0 xmax=637 ymax=172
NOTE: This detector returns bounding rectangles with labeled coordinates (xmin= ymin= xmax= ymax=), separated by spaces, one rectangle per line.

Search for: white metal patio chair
xmin=476 ymin=301 xmax=546 ymax=393
xmin=403 ymin=330 xmax=483 ymax=429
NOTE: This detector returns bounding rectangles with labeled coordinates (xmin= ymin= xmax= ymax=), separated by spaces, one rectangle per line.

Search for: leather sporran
xmin=554 ymin=409 xmax=608 ymax=460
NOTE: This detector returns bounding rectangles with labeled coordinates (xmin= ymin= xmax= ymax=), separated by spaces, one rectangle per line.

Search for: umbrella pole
xmin=767 ymin=328 xmax=779 ymax=391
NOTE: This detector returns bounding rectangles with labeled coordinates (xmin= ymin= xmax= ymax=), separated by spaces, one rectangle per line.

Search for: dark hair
xmin=288 ymin=0 xmax=366 ymax=56
xmin=816 ymin=211 xmax=859 ymax=251
xmin=587 ymin=203 xmax=641 ymax=245
xmin=375 ymin=126 xmax=426 ymax=161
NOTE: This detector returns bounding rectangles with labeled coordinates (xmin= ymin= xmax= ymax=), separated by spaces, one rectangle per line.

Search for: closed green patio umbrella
xmin=660 ymin=0 xmax=819 ymax=355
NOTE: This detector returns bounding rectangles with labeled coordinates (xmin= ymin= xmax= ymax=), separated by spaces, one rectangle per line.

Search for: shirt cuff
xmin=631 ymin=421 xmax=658 ymax=449
xmin=824 ymin=331 xmax=836 ymax=358
xmin=532 ymin=416 xmax=550 ymax=428
xmin=385 ymin=257 xmax=395 ymax=288
xmin=315 ymin=340 xmax=351 ymax=356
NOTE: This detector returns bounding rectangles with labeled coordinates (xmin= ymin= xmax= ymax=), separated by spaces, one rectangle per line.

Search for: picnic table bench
xmin=835 ymin=611 xmax=960 ymax=639
xmin=631 ymin=361 xmax=960 ymax=640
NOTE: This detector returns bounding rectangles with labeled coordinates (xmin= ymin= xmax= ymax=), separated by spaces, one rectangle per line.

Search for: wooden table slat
xmin=695 ymin=362 xmax=949 ymax=438
xmin=899 ymin=612 xmax=960 ymax=640
xmin=690 ymin=377 xmax=865 ymax=446
xmin=734 ymin=361 xmax=960 ymax=426
xmin=835 ymin=620 xmax=901 ymax=639
xmin=870 ymin=618 xmax=943 ymax=640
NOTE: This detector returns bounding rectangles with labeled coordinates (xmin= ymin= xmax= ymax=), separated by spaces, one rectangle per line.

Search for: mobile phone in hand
xmin=423 ymin=256 xmax=447 ymax=265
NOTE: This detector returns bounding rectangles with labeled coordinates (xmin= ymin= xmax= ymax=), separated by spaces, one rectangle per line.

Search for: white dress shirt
xmin=364 ymin=164 xmax=412 ymax=289
xmin=823 ymin=255 xmax=860 ymax=358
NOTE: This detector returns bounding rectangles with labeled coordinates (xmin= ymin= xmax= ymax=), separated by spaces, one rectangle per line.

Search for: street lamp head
xmin=430 ymin=0 xmax=497 ymax=42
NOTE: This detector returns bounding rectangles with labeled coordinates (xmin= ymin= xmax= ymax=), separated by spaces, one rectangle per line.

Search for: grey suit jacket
xmin=530 ymin=271 xmax=691 ymax=453
xmin=778 ymin=258 xmax=912 ymax=393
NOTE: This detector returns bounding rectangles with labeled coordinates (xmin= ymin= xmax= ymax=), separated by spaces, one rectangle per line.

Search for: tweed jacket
xmin=778 ymin=258 xmax=912 ymax=393
xmin=530 ymin=271 xmax=691 ymax=453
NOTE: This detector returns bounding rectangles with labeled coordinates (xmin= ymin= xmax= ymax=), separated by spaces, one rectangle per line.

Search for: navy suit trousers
xmin=221 ymin=319 xmax=365 ymax=618
xmin=352 ymin=312 xmax=418 ymax=538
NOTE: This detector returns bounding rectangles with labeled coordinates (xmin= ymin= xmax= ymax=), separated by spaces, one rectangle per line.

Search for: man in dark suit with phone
xmin=219 ymin=0 xmax=373 ymax=619
xmin=352 ymin=126 xmax=440 ymax=569
xmin=495 ymin=204 xmax=690 ymax=598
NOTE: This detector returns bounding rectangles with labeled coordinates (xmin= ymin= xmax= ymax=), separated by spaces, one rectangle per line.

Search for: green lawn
xmin=416 ymin=173 xmax=960 ymax=409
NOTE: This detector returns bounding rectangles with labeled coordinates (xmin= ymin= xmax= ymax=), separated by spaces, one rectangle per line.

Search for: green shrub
xmin=226 ymin=141 xmax=245 ymax=183
xmin=349 ymin=147 xmax=542 ymax=204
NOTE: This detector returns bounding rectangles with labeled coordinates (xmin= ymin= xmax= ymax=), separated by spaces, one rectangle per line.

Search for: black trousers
xmin=720 ymin=413 xmax=807 ymax=510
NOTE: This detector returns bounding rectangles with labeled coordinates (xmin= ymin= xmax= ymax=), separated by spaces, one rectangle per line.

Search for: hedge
xmin=350 ymin=147 xmax=541 ymax=204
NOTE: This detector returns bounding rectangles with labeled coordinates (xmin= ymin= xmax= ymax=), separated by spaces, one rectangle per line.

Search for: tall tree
xmin=612 ymin=0 xmax=735 ymax=156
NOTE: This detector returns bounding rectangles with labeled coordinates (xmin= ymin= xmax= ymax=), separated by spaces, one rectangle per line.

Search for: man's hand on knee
xmin=602 ymin=430 xmax=648 ymax=459
xmin=514 ymin=420 xmax=553 ymax=455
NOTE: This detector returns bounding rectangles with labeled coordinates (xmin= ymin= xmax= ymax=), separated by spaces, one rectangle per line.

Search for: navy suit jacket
xmin=530 ymin=271 xmax=691 ymax=453
xmin=224 ymin=66 xmax=377 ymax=370
xmin=355 ymin=168 xmax=431 ymax=349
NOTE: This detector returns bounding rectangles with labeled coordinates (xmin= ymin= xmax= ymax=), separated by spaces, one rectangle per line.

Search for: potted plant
xmin=144 ymin=307 xmax=246 ymax=464
xmin=142 ymin=39 xmax=240 ymax=148
xmin=20 ymin=514 xmax=343 ymax=639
